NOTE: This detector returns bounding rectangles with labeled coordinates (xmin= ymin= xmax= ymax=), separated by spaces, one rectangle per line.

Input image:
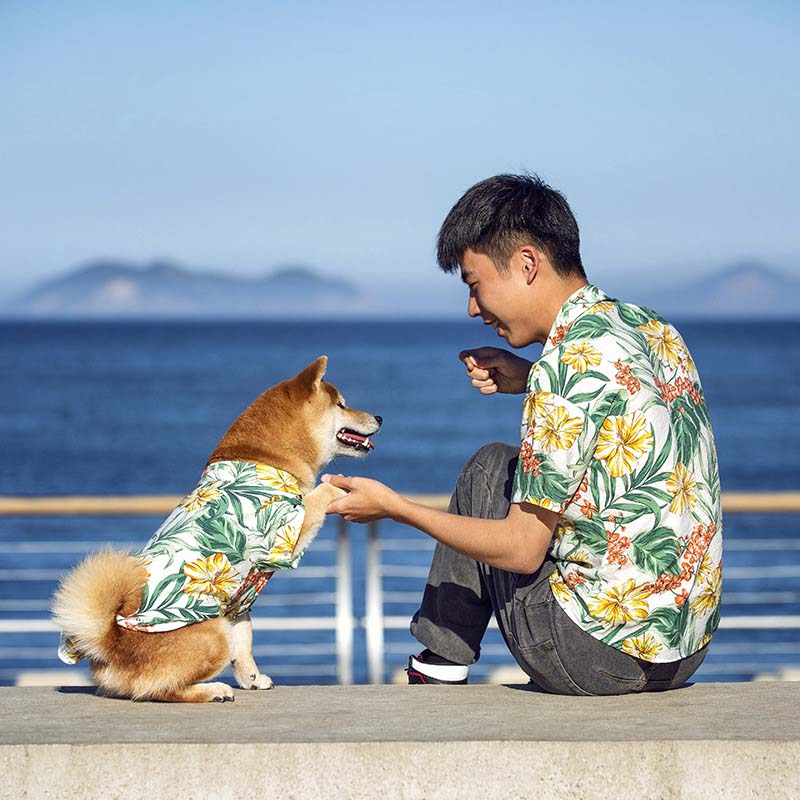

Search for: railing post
xmin=335 ymin=517 xmax=353 ymax=685
xmin=365 ymin=520 xmax=384 ymax=684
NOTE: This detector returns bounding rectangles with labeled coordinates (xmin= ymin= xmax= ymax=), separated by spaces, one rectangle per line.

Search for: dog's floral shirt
xmin=511 ymin=285 xmax=722 ymax=663
xmin=58 ymin=460 xmax=306 ymax=663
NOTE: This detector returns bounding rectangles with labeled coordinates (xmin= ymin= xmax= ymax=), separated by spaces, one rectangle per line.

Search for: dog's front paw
xmin=238 ymin=672 xmax=275 ymax=690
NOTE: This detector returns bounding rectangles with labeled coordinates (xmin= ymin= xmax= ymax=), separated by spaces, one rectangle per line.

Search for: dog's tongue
xmin=348 ymin=432 xmax=375 ymax=449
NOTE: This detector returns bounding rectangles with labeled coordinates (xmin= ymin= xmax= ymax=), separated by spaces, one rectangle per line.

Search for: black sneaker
xmin=406 ymin=654 xmax=469 ymax=685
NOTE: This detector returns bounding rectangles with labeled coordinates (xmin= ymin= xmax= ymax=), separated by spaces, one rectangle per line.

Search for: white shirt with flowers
xmin=511 ymin=284 xmax=722 ymax=662
xmin=58 ymin=460 xmax=307 ymax=662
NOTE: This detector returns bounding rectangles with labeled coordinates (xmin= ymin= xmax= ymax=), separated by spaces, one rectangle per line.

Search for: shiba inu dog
xmin=51 ymin=356 xmax=380 ymax=703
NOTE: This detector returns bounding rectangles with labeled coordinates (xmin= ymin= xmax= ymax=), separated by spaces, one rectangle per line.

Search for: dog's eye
xmin=337 ymin=401 xmax=346 ymax=409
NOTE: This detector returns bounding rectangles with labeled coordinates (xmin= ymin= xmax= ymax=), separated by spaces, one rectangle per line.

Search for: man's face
xmin=460 ymin=249 xmax=535 ymax=348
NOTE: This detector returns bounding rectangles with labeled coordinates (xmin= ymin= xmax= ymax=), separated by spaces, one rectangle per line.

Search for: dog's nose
xmin=374 ymin=415 xmax=383 ymax=427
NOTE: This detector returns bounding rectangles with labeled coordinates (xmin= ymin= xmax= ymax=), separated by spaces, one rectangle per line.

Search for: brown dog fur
xmin=51 ymin=356 xmax=379 ymax=703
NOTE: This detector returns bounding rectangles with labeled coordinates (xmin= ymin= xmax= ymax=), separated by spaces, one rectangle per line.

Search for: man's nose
xmin=467 ymin=294 xmax=480 ymax=317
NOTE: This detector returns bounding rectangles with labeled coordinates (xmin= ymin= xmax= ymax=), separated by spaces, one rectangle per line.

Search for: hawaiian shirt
xmin=113 ymin=460 xmax=307 ymax=632
xmin=511 ymin=284 xmax=722 ymax=662
xmin=59 ymin=460 xmax=306 ymax=663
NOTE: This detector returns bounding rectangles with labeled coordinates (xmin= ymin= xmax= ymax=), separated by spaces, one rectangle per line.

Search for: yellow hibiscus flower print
xmin=697 ymin=551 xmax=712 ymax=583
xmin=180 ymin=483 xmax=223 ymax=512
xmin=621 ymin=633 xmax=663 ymax=662
xmin=594 ymin=411 xmax=654 ymax=478
xmin=533 ymin=406 xmax=584 ymax=452
xmin=256 ymin=465 xmax=301 ymax=496
xmin=561 ymin=341 xmax=602 ymax=374
xmin=549 ymin=571 xmax=572 ymax=603
xmin=523 ymin=390 xmax=555 ymax=425
xmin=269 ymin=523 xmax=300 ymax=559
xmin=666 ymin=462 xmax=697 ymax=514
xmin=639 ymin=320 xmax=684 ymax=368
xmin=588 ymin=578 xmax=650 ymax=625
xmin=690 ymin=566 xmax=721 ymax=615
xmin=183 ymin=553 xmax=239 ymax=601
xmin=587 ymin=300 xmax=614 ymax=315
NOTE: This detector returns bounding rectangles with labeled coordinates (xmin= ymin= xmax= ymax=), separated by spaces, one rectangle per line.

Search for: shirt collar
xmin=544 ymin=284 xmax=610 ymax=351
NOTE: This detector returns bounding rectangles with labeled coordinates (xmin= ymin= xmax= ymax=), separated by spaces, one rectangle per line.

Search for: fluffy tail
xmin=51 ymin=549 xmax=147 ymax=662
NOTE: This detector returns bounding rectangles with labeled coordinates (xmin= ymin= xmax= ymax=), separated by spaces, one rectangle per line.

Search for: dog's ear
xmin=295 ymin=355 xmax=328 ymax=391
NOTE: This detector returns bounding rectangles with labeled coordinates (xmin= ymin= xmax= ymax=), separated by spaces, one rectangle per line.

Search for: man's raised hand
xmin=459 ymin=347 xmax=533 ymax=395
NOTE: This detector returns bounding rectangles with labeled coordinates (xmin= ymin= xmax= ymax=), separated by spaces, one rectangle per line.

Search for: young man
xmin=323 ymin=174 xmax=722 ymax=694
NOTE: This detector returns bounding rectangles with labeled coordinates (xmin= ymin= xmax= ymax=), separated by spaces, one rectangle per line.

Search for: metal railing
xmin=1 ymin=492 xmax=799 ymax=685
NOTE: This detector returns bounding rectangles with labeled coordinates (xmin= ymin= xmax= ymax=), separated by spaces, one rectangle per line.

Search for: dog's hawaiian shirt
xmin=511 ymin=285 xmax=722 ymax=663
xmin=58 ymin=460 xmax=306 ymax=663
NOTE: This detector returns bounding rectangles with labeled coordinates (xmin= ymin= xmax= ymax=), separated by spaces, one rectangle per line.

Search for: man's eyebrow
xmin=460 ymin=271 xmax=473 ymax=284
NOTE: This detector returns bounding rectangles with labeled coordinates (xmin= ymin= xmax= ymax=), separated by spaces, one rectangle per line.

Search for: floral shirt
xmin=58 ymin=460 xmax=307 ymax=661
xmin=511 ymin=285 xmax=722 ymax=662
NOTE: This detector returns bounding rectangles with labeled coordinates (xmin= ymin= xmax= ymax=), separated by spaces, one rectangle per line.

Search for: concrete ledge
xmin=1 ymin=683 xmax=799 ymax=799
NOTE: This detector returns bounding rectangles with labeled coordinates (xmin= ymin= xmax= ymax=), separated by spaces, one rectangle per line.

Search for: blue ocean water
xmin=1 ymin=318 xmax=799 ymax=684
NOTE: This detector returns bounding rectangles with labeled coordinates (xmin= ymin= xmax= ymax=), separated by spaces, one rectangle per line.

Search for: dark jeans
xmin=410 ymin=442 xmax=707 ymax=695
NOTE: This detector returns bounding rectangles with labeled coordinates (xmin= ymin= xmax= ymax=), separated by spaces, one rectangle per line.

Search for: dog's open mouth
xmin=337 ymin=428 xmax=375 ymax=452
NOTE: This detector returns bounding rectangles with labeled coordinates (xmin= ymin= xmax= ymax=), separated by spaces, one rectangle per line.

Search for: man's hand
xmin=459 ymin=347 xmax=533 ymax=395
xmin=321 ymin=474 xmax=404 ymax=523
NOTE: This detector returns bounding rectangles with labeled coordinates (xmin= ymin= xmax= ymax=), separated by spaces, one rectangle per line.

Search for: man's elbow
xmin=508 ymin=547 xmax=547 ymax=575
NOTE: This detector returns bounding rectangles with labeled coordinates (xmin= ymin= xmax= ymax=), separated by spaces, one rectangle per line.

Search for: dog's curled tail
xmin=51 ymin=549 xmax=147 ymax=662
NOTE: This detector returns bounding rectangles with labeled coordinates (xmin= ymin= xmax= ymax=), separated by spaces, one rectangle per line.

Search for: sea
xmin=1 ymin=318 xmax=799 ymax=685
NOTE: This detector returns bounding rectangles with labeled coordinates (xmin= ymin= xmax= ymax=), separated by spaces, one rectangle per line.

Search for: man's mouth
xmin=336 ymin=428 xmax=375 ymax=452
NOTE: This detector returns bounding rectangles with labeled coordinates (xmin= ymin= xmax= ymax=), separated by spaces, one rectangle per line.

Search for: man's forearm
xmin=390 ymin=497 xmax=548 ymax=574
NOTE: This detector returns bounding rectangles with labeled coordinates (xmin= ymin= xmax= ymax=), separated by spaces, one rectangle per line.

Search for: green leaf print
xmin=136 ymin=571 xmax=188 ymax=616
xmin=648 ymin=602 xmax=690 ymax=650
xmin=516 ymin=454 xmax=571 ymax=506
xmin=195 ymin=514 xmax=247 ymax=562
xmin=671 ymin=398 xmax=702 ymax=466
xmin=572 ymin=517 xmax=608 ymax=556
xmin=564 ymin=314 xmax=612 ymax=341
xmin=616 ymin=303 xmax=652 ymax=329
xmin=630 ymin=526 xmax=682 ymax=578
xmin=590 ymin=391 xmax=628 ymax=428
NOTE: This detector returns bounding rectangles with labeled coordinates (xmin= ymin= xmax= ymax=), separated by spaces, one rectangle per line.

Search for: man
xmin=323 ymin=173 xmax=722 ymax=694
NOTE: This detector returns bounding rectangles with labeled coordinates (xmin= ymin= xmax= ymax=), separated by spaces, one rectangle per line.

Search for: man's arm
xmin=322 ymin=474 xmax=558 ymax=574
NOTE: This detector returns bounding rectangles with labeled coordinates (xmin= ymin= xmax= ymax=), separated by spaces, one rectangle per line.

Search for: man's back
xmin=511 ymin=284 xmax=722 ymax=662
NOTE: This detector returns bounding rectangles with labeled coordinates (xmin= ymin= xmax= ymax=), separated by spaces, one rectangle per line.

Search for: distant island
xmin=1 ymin=257 xmax=798 ymax=319
xmin=4 ymin=259 xmax=360 ymax=318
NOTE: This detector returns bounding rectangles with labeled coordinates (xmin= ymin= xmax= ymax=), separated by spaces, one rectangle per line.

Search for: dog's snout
xmin=374 ymin=415 xmax=383 ymax=427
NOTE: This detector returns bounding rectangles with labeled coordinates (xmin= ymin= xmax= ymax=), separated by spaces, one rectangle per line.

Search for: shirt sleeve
xmin=511 ymin=389 xmax=598 ymax=512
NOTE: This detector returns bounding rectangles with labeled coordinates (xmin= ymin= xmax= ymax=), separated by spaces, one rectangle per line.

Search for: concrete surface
xmin=1 ymin=682 xmax=799 ymax=799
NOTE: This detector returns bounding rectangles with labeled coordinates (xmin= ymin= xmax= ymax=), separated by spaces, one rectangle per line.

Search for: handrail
xmin=1 ymin=491 xmax=800 ymax=515
xmin=2 ymin=491 xmax=800 ymax=686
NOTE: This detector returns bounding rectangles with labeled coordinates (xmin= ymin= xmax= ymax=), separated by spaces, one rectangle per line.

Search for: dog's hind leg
xmin=151 ymin=681 xmax=235 ymax=703
xmin=230 ymin=613 xmax=274 ymax=690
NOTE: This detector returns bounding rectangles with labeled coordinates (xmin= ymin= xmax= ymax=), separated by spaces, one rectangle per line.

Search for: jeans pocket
xmin=509 ymin=597 xmax=593 ymax=696
xmin=549 ymin=600 xmax=647 ymax=695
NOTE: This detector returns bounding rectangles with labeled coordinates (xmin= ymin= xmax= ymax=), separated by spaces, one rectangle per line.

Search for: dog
xmin=51 ymin=355 xmax=380 ymax=702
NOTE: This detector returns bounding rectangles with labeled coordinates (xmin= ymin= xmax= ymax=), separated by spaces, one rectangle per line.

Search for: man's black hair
xmin=436 ymin=173 xmax=585 ymax=278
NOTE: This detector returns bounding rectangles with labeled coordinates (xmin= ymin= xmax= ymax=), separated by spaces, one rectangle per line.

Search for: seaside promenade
xmin=1 ymin=681 xmax=798 ymax=799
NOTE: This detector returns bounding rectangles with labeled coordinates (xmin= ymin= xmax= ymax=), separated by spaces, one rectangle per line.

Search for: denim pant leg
xmin=410 ymin=442 xmax=519 ymax=664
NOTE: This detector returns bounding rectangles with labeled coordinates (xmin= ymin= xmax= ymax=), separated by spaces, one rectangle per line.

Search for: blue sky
xmin=1 ymin=1 xmax=798 ymax=303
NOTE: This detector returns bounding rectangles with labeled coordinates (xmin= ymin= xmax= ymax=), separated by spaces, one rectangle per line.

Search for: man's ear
xmin=295 ymin=355 xmax=328 ymax=391
xmin=518 ymin=246 xmax=540 ymax=285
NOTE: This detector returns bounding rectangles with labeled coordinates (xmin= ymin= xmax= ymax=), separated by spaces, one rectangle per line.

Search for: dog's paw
xmin=209 ymin=682 xmax=235 ymax=703
xmin=307 ymin=481 xmax=347 ymax=504
xmin=239 ymin=672 xmax=275 ymax=690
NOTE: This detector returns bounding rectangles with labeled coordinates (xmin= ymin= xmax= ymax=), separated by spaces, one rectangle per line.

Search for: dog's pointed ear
xmin=295 ymin=355 xmax=328 ymax=391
